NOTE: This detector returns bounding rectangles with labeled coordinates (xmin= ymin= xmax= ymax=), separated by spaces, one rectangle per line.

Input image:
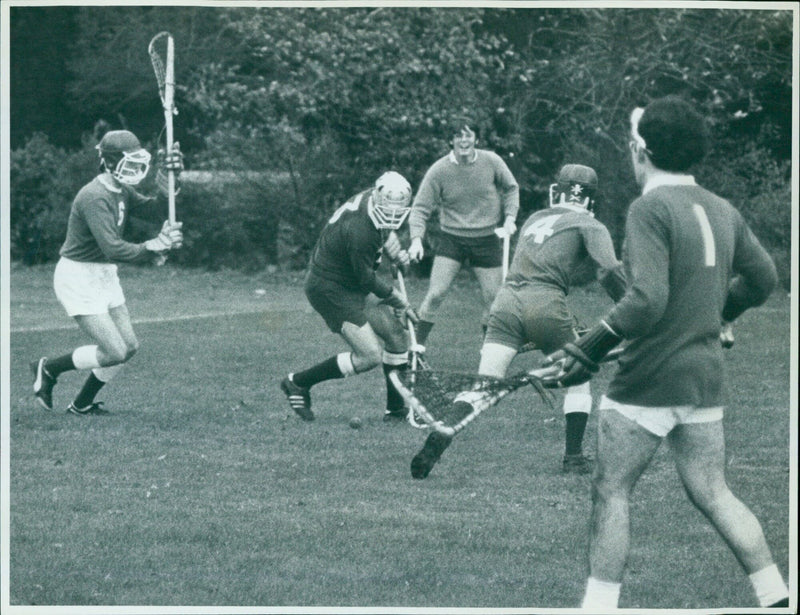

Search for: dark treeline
xmin=9 ymin=6 xmax=793 ymax=286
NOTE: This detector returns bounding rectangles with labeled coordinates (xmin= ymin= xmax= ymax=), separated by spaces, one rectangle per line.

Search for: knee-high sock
xmin=382 ymin=350 xmax=409 ymax=412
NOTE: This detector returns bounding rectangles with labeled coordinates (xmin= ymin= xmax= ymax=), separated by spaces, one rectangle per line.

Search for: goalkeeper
xmin=30 ymin=129 xmax=184 ymax=415
xmin=411 ymin=164 xmax=626 ymax=478
xmin=281 ymin=172 xmax=419 ymax=423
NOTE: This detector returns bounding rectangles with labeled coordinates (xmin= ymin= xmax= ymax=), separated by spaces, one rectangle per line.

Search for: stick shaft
xmin=165 ymin=35 xmax=176 ymax=224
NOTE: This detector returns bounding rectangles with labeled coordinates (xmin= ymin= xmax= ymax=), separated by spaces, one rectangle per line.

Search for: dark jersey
xmin=59 ymin=175 xmax=154 ymax=263
xmin=605 ymin=178 xmax=777 ymax=407
xmin=308 ymin=190 xmax=393 ymax=299
xmin=507 ymin=206 xmax=625 ymax=301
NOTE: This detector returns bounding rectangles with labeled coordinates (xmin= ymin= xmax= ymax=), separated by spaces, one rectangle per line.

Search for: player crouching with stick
xmin=30 ymin=130 xmax=184 ymax=415
xmin=410 ymin=164 xmax=626 ymax=479
xmin=281 ymin=172 xmax=419 ymax=423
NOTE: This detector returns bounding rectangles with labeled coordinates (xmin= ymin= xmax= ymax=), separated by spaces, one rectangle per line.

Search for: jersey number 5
xmin=692 ymin=204 xmax=716 ymax=267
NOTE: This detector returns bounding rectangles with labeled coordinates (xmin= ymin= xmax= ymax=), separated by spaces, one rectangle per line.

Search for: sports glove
xmin=408 ymin=237 xmax=425 ymax=263
xmin=539 ymin=320 xmax=622 ymax=388
xmin=380 ymin=288 xmax=419 ymax=327
xmin=155 ymin=142 xmax=183 ymax=197
xmin=720 ymin=321 xmax=734 ymax=349
xmin=145 ymin=220 xmax=184 ymax=252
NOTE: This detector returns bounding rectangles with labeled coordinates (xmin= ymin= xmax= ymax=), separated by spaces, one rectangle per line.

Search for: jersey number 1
xmin=692 ymin=204 xmax=716 ymax=267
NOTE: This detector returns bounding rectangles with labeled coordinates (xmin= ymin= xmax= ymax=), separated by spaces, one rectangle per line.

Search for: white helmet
xmin=96 ymin=130 xmax=151 ymax=186
xmin=369 ymin=171 xmax=412 ymax=230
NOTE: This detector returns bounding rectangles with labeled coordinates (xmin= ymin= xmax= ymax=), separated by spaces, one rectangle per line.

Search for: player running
xmin=411 ymin=164 xmax=626 ymax=479
xmin=408 ymin=116 xmax=519 ymax=345
xmin=281 ymin=171 xmax=419 ymax=423
xmin=30 ymin=130 xmax=184 ymax=415
xmin=541 ymin=97 xmax=789 ymax=609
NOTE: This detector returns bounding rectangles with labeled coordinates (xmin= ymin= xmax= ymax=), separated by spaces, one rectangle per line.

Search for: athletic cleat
xmin=382 ymin=408 xmax=408 ymax=423
xmin=30 ymin=357 xmax=56 ymax=411
xmin=410 ymin=431 xmax=453 ymax=479
xmin=66 ymin=401 xmax=110 ymax=416
xmin=562 ymin=453 xmax=593 ymax=475
xmin=281 ymin=376 xmax=314 ymax=421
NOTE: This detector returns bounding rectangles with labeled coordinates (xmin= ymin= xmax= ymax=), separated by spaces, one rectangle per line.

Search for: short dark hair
xmin=638 ymin=96 xmax=709 ymax=172
xmin=446 ymin=115 xmax=481 ymax=141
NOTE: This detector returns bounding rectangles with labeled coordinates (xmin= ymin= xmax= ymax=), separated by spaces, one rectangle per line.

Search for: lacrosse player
xmin=281 ymin=171 xmax=419 ymax=423
xmin=411 ymin=164 xmax=626 ymax=479
xmin=408 ymin=115 xmax=519 ymax=344
xmin=541 ymin=97 xmax=788 ymax=609
xmin=30 ymin=130 xmax=184 ymax=415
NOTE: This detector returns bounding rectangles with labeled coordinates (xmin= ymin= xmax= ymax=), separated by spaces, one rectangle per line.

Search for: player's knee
xmin=685 ymin=479 xmax=732 ymax=516
xmin=352 ymin=346 xmax=382 ymax=372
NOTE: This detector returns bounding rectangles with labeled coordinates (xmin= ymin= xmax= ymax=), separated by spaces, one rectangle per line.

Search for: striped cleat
xmin=30 ymin=357 xmax=56 ymax=411
xmin=67 ymin=401 xmax=110 ymax=416
xmin=280 ymin=375 xmax=314 ymax=421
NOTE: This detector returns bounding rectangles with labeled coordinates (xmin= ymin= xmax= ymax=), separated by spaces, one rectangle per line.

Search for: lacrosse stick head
xmin=148 ymin=31 xmax=176 ymax=111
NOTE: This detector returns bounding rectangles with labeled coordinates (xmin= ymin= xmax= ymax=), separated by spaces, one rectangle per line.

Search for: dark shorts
xmin=433 ymin=230 xmax=503 ymax=268
xmin=484 ymin=285 xmax=577 ymax=354
xmin=304 ymin=271 xmax=368 ymax=333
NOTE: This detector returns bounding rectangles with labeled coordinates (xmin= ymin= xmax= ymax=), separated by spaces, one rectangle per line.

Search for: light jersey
xmin=507 ymin=206 xmax=625 ymax=301
xmin=409 ymin=149 xmax=519 ymax=239
xmin=59 ymin=175 xmax=152 ymax=263
xmin=308 ymin=190 xmax=394 ymax=300
xmin=606 ymin=180 xmax=777 ymax=407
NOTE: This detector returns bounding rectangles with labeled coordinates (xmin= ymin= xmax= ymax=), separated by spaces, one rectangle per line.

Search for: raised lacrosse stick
xmin=149 ymin=31 xmax=177 ymax=225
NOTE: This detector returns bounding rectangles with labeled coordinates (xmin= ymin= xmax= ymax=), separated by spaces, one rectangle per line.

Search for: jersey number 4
xmin=523 ymin=214 xmax=562 ymax=244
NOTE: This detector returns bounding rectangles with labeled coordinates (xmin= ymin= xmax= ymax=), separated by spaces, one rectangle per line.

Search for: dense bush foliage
xmin=9 ymin=7 xmax=793 ymax=287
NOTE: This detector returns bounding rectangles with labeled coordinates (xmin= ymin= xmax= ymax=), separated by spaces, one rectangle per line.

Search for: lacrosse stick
xmin=389 ymin=366 xmax=555 ymax=437
xmin=394 ymin=268 xmax=429 ymax=429
xmin=494 ymin=227 xmax=510 ymax=282
xmin=148 ymin=31 xmax=177 ymax=225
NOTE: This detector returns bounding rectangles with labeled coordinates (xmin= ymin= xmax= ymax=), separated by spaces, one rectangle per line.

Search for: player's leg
xmin=468 ymin=233 xmax=505 ymax=336
xmin=582 ymin=403 xmax=662 ymax=609
xmin=32 ymin=260 xmax=129 ymax=412
xmin=282 ymin=274 xmax=368 ymax=421
xmin=411 ymin=304 xmax=519 ymax=479
xmin=367 ymin=299 xmax=411 ymax=421
xmin=472 ymin=266 xmax=504 ymax=335
xmin=670 ymin=418 xmax=789 ymax=607
xmin=527 ymin=296 xmax=593 ymax=472
xmin=67 ymin=304 xmax=139 ymax=415
xmin=416 ymin=252 xmax=462 ymax=345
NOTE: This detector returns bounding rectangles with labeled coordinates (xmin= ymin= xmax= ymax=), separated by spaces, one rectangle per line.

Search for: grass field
xmin=5 ymin=263 xmax=794 ymax=612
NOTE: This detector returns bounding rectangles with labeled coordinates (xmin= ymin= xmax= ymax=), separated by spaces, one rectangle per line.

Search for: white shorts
xmin=54 ymin=257 xmax=126 ymax=317
xmin=599 ymin=395 xmax=723 ymax=438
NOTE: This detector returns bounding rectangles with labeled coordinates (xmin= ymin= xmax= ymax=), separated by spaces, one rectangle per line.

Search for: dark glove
xmin=540 ymin=321 xmax=622 ymax=388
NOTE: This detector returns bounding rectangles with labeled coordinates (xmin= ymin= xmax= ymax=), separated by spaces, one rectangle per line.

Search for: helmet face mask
xmin=548 ymin=164 xmax=598 ymax=213
xmin=369 ymin=171 xmax=412 ymax=230
xmin=96 ymin=130 xmax=151 ymax=186
xmin=108 ymin=149 xmax=152 ymax=185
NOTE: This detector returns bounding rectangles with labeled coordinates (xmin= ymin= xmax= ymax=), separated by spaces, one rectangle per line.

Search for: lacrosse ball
xmin=349 ymin=417 xmax=362 ymax=430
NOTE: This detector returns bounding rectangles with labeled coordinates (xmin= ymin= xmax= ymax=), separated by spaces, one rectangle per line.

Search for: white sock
xmin=582 ymin=576 xmax=621 ymax=610
xmin=749 ymin=563 xmax=788 ymax=607
xmin=72 ymin=345 xmax=100 ymax=370
xmin=336 ymin=352 xmax=356 ymax=377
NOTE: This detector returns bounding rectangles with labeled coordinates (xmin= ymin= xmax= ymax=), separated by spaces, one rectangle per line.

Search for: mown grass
xmin=6 ymin=264 xmax=793 ymax=611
